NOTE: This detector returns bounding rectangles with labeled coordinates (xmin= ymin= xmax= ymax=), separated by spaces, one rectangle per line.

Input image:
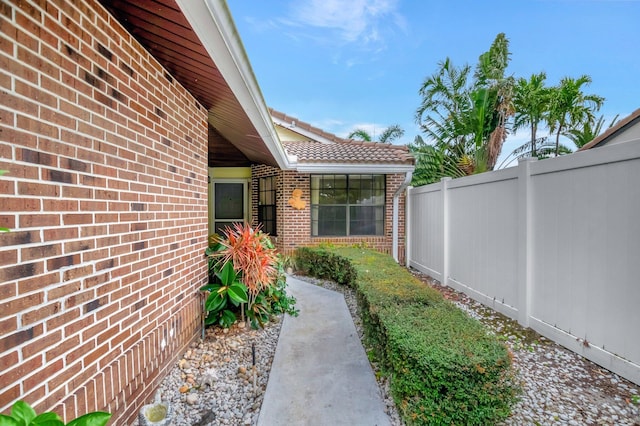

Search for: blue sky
xmin=227 ymin=0 xmax=640 ymax=167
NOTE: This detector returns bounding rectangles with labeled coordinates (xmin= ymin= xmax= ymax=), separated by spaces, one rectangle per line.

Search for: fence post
xmin=517 ymin=157 xmax=536 ymax=326
xmin=405 ymin=186 xmax=412 ymax=266
xmin=441 ymin=177 xmax=452 ymax=286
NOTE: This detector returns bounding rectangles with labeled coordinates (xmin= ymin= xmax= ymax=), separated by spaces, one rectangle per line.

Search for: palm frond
xmin=348 ymin=129 xmax=372 ymax=142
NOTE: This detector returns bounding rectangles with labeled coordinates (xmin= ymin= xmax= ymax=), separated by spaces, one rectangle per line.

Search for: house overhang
xmin=579 ymin=108 xmax=640 ymax=150
xmin=179 ymin=0 xmax=290 ymax=169
xmin=99 ymin=0 xmax=291 ymax=169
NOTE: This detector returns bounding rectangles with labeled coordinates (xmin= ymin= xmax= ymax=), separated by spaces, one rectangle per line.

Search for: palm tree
xmin=415 ymin=57 xmax=472 ymax=154
xmin=348 ymin=124 xmax=405 ymax=143
xmin=499 ymin=136 xmax=574 ymax=169
xmin=513 ymin=72 xmax=550 ymax=157
xmin=547 ymin=75 xmax=604 ymax=156
xmin=473 ymin=33 xmax=516 ymax=170
xmin=408 ymin=135 xmax=466 ymax=185
xmin=408 ymin=135 xmax=441 ymax=186
xmin=415 ymin=33 xmax=517 ymax=176
xmin=378 ymin=125 xmax=405 ymax=143
xmin=347 ymin=129 xmax=372 ymax=142
xmin=564 ymin=114 xmax=619 ymax=149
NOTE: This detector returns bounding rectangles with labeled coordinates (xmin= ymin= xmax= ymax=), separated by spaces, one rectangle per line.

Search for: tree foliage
xmin=547 ymin=75 xmax=604 ymax=156
xmin=513 ymin=72 xmax=550 ymax=157
xmin=414 ymin=33 xmax=516 ymax=181
xmin=564 ymin=113 xmax=618 ymax=149
xmin=348 ymin=124 xmax=405 ymax=143
xmin=413 ymin=33 xmax=606 ymax=183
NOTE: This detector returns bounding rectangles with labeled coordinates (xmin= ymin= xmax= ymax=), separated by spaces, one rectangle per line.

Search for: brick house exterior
xmin=0 ymin=1 xmax=413 ymax=424
xmin=250 ymin=166 xmax=408 ymax=263
xmin=248 ymin=110 xmax=413 ymax=264
xmin=0 ymin=0 xmax=288 ymax=423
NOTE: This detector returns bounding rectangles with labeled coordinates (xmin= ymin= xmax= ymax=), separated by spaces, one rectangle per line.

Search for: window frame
xmin=258 ymin=175 xmax=277 ymax=236
xmin=310 ymin=174 xmax=385 ymax=237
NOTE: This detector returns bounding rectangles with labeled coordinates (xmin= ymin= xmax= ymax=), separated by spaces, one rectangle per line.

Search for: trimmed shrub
xmin=294 ymin=246 xmax=518 ymax=425
xmin=295 ymin=246 xmax=357 ymax=286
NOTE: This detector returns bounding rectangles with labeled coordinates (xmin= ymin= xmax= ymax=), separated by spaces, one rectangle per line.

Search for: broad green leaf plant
xmin=200 ymin=260 xmax=249 ymax=328
xmin=0 ymin=400 xmax=111 ymax=426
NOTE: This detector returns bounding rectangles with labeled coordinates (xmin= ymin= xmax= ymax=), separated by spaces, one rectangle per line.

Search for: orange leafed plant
xmin=216 ymin=222 xmax=278 ymax=304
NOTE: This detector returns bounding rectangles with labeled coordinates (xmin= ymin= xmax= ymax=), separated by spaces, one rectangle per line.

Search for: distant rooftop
xmin=270 ymin=109 xmax=414 ymax=166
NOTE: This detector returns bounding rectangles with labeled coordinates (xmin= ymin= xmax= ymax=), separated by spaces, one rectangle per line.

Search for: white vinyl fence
xmin=406 ymin=141 xmax=640 ymax=386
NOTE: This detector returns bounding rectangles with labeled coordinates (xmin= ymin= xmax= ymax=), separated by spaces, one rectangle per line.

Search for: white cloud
xmin=286 ymin=0 xmax=405 ymax=48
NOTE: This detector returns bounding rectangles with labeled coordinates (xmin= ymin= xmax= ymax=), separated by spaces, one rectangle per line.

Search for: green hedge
xmin=294 ymin=246 xmax=518 ymax=426
xmin=295 ymin=246 xmax=357 ymax=286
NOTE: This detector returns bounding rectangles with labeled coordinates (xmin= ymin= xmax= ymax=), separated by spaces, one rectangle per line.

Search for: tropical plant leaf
xmin=347 ymin=128 xmax=372 ymax=142
xmin=378 ymin=124 xmax=405 ymax=143
xmin=0 ymin=415 xmax=22 ymax=426
xmin=65 ymin=412 xmax=111 ymax=426
xmin=247 ymin=294 xmax=271 ymax=329
xmin=31 ymin=412 xmax=64 ymax=426
xmin=11 ymin=401 xmax=36 ymax=426
xmin=199 ymin=283 xmax=217 ymax=292
xmin=227 ymin=283 xmax=248 ymax=305
xmin=219 ymin=310 xmax=236 ymax=328
xmin=216 ymin=223 xmax=277 ymax=301
xmin=204 ymin=313 xmax=219 ymax=326
xmin=216 ymin=261 xmax=237 ymax=286
xmin=205 ymin=292 xmax=225 ymax=313
xmin=204 ymin=246 xmax=217 ymax=257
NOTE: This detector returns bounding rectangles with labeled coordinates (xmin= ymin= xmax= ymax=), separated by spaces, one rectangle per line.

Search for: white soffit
xmin=175 ymin=0 xmax=292 ymax=169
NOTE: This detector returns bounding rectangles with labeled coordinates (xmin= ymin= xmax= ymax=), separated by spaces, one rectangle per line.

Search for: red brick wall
xmin=0 ymin=1 xmax=208 ymax=423
xmin=251 ymin=166 xmax=407 ymax=262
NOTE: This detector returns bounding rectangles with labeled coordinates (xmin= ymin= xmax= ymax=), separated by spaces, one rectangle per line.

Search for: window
xmin=258 ymin=176 xmax=277 ymax=236
xmin=311 ymin=174 xmax=385 ymax=236
xmin=213 ymin=181 xmax=246 ymax=235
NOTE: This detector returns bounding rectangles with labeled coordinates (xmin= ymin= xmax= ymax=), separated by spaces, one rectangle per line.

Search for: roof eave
xmin=579 ymin=108 xmax=640 ymax=151
xmin=175 ymin=0 xmax=291 ymax=169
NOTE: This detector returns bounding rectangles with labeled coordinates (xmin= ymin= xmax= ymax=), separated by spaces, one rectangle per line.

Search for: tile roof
xmin=271 ymin=109 xmax=414 ymax=165
xmin=282 ymin=140 xmax=414 ymax=165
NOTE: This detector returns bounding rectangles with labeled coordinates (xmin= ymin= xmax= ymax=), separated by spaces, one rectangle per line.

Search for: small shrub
xmin=215 ymin=223 xmax=277 ymax=305
xmin=268 ymin=255 xmax=300 ymax=317
xmin=0 ymin=400 xmax=111 ymax=426
xmin=297 ymin=246 xmax=518 ymax=425
xmin=243 ymin=254 xmax=299 ymax=328
xmin=203 ymin=224 xmax=297 ymax=329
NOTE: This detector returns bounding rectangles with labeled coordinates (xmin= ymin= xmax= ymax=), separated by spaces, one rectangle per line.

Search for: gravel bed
xmin=410 ymin=270 xmax=640 ymax=426
xmin=136 ymin=272 xmax=640 ymax=425
xmin=133 ymin=319 xmax=282 ymax=426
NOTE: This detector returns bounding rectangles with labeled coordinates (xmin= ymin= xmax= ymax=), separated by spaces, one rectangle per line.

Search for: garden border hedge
xmin=295 ymin=246 xmax=518 ymax=426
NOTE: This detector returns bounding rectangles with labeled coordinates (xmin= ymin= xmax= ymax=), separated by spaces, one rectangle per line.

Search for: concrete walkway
xmin=258 ymin=276 xmax=391 ymax=426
